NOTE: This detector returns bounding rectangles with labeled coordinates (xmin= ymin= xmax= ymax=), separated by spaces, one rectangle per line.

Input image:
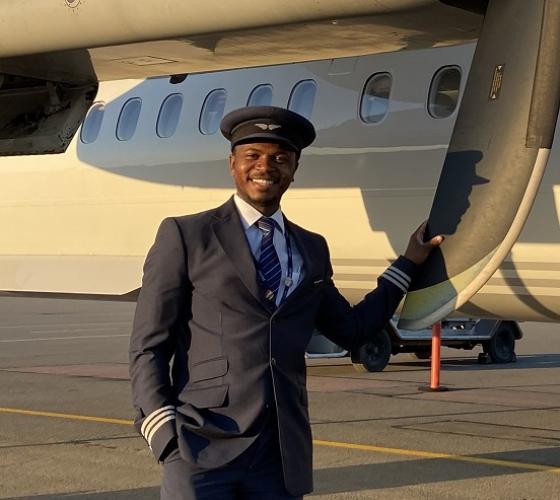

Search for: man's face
xmin=229 ymin=142 xmax=298 ymax=214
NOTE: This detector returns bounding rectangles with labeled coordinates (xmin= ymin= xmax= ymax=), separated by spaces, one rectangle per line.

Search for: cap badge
xmin=255 ymin=123 xmax=282 ymax=131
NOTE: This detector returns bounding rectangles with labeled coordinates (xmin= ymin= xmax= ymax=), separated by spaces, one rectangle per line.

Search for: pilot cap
xmin=220 ymin=106 xmax=316 ymax=152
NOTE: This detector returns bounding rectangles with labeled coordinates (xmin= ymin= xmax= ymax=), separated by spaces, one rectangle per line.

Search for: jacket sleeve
xmin=129 ymin=217 xmax=190 ymax=461
xmin=315 ymin=238 xmax=416 ymax=352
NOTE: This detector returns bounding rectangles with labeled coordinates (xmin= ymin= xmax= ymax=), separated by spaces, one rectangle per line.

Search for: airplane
xmin=0 ymin=1 xmax=559 ymax=337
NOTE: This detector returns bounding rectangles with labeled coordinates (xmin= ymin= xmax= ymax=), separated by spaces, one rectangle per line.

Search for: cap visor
xmin=232 ymin=133 xmax=300 ymax=152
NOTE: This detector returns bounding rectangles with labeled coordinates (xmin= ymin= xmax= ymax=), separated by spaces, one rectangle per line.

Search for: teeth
xmin=252 ymin=179 xmax=274 ymax=185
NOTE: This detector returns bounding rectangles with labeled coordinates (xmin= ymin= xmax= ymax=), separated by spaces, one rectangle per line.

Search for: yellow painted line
xmin=313 ymin=439 xmax=560 ymax=474
xmin=2 ymin=406 xmax=559 ymax=474
xmin=0 ymin=407 xmax=133 ymax=426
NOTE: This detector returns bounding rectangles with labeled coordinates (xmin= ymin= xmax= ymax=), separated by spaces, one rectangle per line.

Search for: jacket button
xmin=271 ymin=358 xmax=277 ymax=366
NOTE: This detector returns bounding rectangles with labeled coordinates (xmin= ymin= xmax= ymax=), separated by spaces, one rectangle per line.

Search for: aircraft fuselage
xmin=2 ymin=42 xmax=559 ymax=323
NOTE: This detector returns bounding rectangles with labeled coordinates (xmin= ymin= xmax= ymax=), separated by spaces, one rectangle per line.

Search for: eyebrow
xmin=243 ymin=147 xmax=290 ymax=155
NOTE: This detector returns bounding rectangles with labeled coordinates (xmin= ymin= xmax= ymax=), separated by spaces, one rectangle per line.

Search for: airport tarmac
xmin=1 ymin=296 xmax=559 ymax=499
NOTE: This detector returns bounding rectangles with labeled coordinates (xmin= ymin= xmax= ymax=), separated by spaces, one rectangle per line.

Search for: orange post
xmin=430 ymin=322 xmax=442 ymax=389
xmin=419 ymin=321 xmax=447 ymax=392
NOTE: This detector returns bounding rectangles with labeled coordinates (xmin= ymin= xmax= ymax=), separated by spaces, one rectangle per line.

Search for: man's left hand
xmin=404 ymin=221 xmax=443 ymax=266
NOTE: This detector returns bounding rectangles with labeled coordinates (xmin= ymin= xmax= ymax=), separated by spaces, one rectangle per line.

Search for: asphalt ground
xmin=1 ymin=297 xmax=559 ymax=499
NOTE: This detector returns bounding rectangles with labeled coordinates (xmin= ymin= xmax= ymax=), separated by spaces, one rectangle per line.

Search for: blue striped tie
xmin=257 ymin=217 xmax=282 ymax=303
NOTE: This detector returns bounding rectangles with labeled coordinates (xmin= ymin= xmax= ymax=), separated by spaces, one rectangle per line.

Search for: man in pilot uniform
xmin=129 ymin=106 xmax=442 ymax=499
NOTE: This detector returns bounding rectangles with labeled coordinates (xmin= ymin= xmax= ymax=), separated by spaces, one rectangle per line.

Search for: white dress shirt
xmin=234 ymin=194 xmax=304 ymax=305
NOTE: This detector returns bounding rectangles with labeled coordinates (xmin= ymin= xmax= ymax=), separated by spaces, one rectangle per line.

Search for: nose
xmin=255 ymin=154 xmax=275 ymax=171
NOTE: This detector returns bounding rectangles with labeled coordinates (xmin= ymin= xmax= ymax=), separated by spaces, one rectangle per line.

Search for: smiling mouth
xmin=250 ymin=178 xmax=276 ymax=186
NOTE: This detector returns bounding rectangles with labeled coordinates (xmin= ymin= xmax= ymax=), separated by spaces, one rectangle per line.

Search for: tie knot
xmin=257 ymin=217 xmax=278 ymax=234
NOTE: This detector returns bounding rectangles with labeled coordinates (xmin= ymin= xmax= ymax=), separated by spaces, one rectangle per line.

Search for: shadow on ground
xmin=311 ymin=446 xmax=560 ymax=495
xmin=389 ymin=353 xmax=560 ymax=371
xmin=9 ymin=447 xmax=560 ymax=499
xmin=5 ymin=488 xmax=159 ymax=500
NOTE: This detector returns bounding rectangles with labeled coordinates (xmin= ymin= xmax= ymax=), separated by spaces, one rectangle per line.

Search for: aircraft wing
xmin=1 ymin=1 xmax=482 ymax=80
xmin=0 ymin=0 xmax=484 ymax=156
xmin=399 ymin=0 xmax=560 ymax=329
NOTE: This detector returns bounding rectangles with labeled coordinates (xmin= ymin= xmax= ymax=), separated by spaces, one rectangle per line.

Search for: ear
xmin=290 ymin=161 xmax=298 ymax=182
xmin=228 ymin=152 xmax=235 ymax=176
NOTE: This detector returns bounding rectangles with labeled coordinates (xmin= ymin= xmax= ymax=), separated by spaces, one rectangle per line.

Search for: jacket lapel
xmin=211 ymin=197 xmax=271 ymax=311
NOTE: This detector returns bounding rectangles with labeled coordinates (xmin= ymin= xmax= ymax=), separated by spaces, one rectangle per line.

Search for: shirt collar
xmin=233 ymin=194 xmax=285 ymax=234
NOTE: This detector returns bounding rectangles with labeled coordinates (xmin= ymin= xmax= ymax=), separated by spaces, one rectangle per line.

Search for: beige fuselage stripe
xmin=1 ymin=406 xmax=559 ymax=474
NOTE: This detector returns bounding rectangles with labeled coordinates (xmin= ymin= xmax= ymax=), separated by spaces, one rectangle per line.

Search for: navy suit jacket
xmin=129 ymin=196 xmax=415 ymax=496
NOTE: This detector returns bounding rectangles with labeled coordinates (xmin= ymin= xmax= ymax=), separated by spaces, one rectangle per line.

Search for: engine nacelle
xmin=0 ymin=50 xmax=98 ymax=156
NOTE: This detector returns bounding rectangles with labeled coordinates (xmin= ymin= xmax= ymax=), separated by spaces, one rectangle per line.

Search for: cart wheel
xmin=351 ymin=329 xmax=391 ymax=372
xmin=411 ymin=350 xmax=431 ymax=360
xmin=483 ymin=323 xmax=516 ymax=363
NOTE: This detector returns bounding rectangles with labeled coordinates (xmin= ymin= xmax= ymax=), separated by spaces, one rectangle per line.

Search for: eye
xmin=274 ymin=154 xmax=289 ymax=163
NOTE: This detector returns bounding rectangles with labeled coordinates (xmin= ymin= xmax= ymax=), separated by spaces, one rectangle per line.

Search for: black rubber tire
xmin=411 ymin=350 xmax=431 ymax=360
xmin=483 ymin=323 xmax=516 ymax=363
xmin=352 ymin=328 xmax=392 ymax=372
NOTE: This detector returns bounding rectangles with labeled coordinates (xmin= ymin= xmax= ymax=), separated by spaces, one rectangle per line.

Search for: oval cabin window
xmin=288 ymin=80 xmax=317 ymax=120
xmin=80 ymin=102 xmax=105 ymax=144
xmin=200 ymin=89 xmax=227 ymax=135
xmin=428 ymin=66 xmax=462 ymax=119
xmin=360 ymin=73 xmax=392 ymax=124
xmin=247 ymin=84 xmax=273 ymax=107
xmin=157 ymin=93 xmax=183 ymax=138
xmin=116 ymin=97 xmax=142 ymax=141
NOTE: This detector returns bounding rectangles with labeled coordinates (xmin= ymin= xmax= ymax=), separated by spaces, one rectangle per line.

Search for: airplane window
xmin=288 ymin=80 xmax=317 ymax=120
xmin=116 ymin=97 xmax=142 ymax=141
xmin=428 ymin=66 xmax=462 ymax=119
xmin=247 ymin=84 xmax=273 ymax=106
xmin=80 ymin=102 xmax=105 ymax=144
xmin=360 ymin=73 xmax=392 ymax=124
xmin=199 ymin=89 xmax=227 ymax=135
xmin=157 ymin=93 xmax=183 ymax=138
